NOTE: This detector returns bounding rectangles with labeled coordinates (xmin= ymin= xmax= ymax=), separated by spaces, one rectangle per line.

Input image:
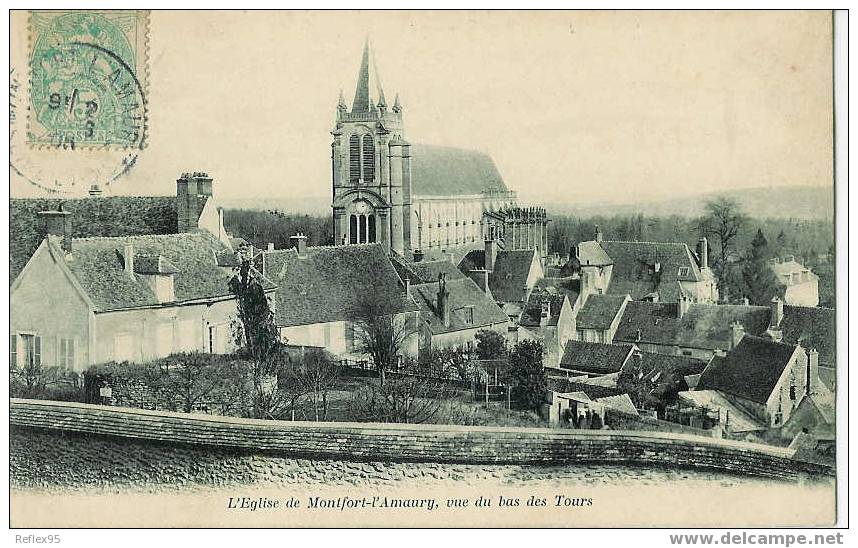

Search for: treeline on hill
xmin=223 ymin=209 xmax=333 ymax=249
xmin=548 ymin=198 xmax=835 ymax=308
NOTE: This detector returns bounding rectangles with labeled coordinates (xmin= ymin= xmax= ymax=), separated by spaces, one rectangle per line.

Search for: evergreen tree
xmin=742 ymin=229 xmax=781 ymax=305
xmin=507 ymin=340 xmax=546 ymax=412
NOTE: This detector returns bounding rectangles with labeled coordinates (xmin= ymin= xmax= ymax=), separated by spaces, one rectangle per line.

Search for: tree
xmin=10 ymin=360 xmax=79 ymax=400
xmin=290 ymin=348 xmax=339 ymax=421
xmin=742 ymin=229 xmax=781 ymax=305
xmin=229 ymin=256 xmax=284 ymax=418
xmin=348 ymin=356 xmax=452 ymax=424
xmin=475 ymin=329 xmax=507 ymax=361
xmin=155 ymin=352 xmax=232 ymax=414
xmin=507 ymin=340 xmax=546 ymax=412
xmin=351 ymin=288 xmax=414 ymax=386
xmin=696 ymin=197 xmax=747 ymax=267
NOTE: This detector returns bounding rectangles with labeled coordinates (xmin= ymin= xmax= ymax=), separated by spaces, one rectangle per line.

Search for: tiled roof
xmin=780 ymin=305 xmax=835 ymax=367
xmin=460 ymin=248 xmax=537 ymax=304
xmin=576 ymin=294 xmax=629 ymax=330
xmin=559 ymin=340 xmax=635 ymax=375
xmin=575 ymin=241 xmax=613 ymax=267
xmin=678 ymin=390 xmax=766 ymax=433
xmin=10 ymin=196 xmax=178 ymax=283
xmin=770 ymin=260 xmax=816 ymax=278
xmin=411 ymin=144 xmax=508 ymax=196
xmin=596 ymin=393 xmax=639 ymax=415
xmin=599 ymin=240 xmax=703 ymax=283
xmin=614 ymin=301 xmax=771 ymax=351
xmin=410 ymin=277 xmax=509 ymax=335
xmin=390 ymin=255 xmax=466 ymax=285
xmin=53 ymin=231 xmax=265 ymax=312
xmin=263 ymin=243 xmax=416 ymax=328
xmin=519 ymin=293 xmax=567 ymax=328
xmin=698 ymin=335 xmax=798 ymax=404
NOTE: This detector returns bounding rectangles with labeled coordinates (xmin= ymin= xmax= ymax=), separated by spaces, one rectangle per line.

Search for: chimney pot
xmin=729 ymin=321 xmax=745 ymax=350
xmin=267 ymin=242 xmax=275 ymax=252
xmin=88 ymin=184 xmax=103 ymax=197
xmin=770 ymin=296 xmax=784 ymax=328
xmin=484 ymin=238 xmax=497 ymax=271
xmin=290 ymin=233 xmax=308 ymax=256
xmin=413 ymin=249 xmax=425 ymax=263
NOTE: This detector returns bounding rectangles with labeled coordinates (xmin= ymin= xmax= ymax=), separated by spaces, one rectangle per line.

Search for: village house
xmin=409 ymin=272 xmax=511 ymax=355
xmin=9 ymin=173 xmax=256 ymax=373
xmin=695 ymin=334 xmax=832 ymax=431
xmin=610 ymin=296 xmax=836 ymax=389
xmin=554 ymin=340 xmax=637 ymax=377
xmin=570 ymin=227 xmax=718 ymax=304
xmin=459 ymin=238 xmax=544 ymax=321
xmin=260 ymin=238 xmax=421 ymax=358
xmin=770 ymin=256 xmax=820 ymax=307
xmin=574 ymin=293 xmax=631 ymax=343
xmin=518 ymin=285 xmax=576 ymax=368
xmin=9 ymin=217 xmax=271 ymax=372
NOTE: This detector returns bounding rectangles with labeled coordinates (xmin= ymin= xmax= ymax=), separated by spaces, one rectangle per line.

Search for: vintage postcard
xmin=8 ymin=10 xmax=843 ymax=530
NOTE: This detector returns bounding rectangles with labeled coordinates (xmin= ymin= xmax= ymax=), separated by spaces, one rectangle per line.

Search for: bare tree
xmin=349 ymin=357 xmax=453 ymax=424
xmin=696 ymin=197 xmax=748 ymax=267
xmin=290 ymin=348 xmax=340 ymax=421
xmin=350 ymin=288 xmax=415 ymax=386
xmin=155 ymin=353 xmax=232 ymax=414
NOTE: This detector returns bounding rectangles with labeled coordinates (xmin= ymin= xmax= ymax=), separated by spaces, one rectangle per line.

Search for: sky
xmin=10 ymin=10 xmax=834 ymax=205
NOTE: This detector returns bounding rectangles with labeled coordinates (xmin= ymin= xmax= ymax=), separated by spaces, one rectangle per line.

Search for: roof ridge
xmin=565 ymin=339 xmax=634 ymax=350
xmin=72 ymin=232 xmax=200 ymax=243
xmin=603 ymin=240 xmax=688 ymax=247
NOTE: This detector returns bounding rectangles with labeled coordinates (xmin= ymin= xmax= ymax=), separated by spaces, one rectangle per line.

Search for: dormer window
xmin=464 ymin=306 xmax=474 ymax=325
xmin=678 ymin=267 xmax=690 ymax=277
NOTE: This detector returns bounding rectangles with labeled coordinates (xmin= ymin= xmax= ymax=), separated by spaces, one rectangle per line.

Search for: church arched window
xmin=349 ymin=214 xmax=358 ymax=244
xmin=362 ymin=135 xmax=375 ymax=183
xmin=358 ymin=215 xmax=367 ymax=243
xmin=349 ymin=135 xmax=361 ymax=184
xmin=368 ymin=215 xmax=377 ymax=243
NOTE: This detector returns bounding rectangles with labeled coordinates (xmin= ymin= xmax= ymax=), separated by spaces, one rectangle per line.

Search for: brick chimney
xmin=594 ymin=224 xmax=603 ymax=243
xmin=770 ymin=296 xmax=784 ymax=328
xmin=267 ymin=242 xmax=275 ymax=252
xmin=729 ymin=321 xmax=745 ymax=350
xmin=806 ymin=348 xmax=819 ymax=395
xmin=176 ymin=171 xmax=213 ymax=232
xmin=405 ymin=277 xmax=412 ymax=299
xmin=290 ymin=233 xmax=308 ymax=256
xmin=123 ymin=243 xmax=135 ymax=279
xmin=88 ymin=184 xmax=103 ymax=197
xmin=678 ymin=293 xmax=691 ymax=319
xmin=437 ymin=273 xmax=451 ymax=328
xmin=413 ymin=249 xmax=425 ymax=263
xmin=696 ymin=237 xmax=709 ymax=269
xmin=38 ymin=209 xmax=73 ymax=253
xmin=484 ymin=238 xmax=497 ymax=272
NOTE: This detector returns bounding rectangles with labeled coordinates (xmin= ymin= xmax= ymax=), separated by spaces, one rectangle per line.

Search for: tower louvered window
xmin=349 ymin=134 xmax=361 ymax=183
xmin=362 ymin=135 xmax=375 ymax=183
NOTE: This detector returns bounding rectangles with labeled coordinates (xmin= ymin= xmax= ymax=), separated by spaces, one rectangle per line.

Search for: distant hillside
xmin=216 ymin=196 xmax=329 ymax=215
xmin=533 ymin=186 xmax=834 ymax=221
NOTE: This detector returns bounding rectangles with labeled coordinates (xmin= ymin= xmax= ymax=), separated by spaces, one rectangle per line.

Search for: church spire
xmin=392 ymin=92 xmax=401 ymax=113
xmin=350 ymin=38 xmax=386 ymax=114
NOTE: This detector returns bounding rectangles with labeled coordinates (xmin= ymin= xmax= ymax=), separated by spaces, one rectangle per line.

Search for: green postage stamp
xmin=28 ymin=10 xmax=149 ymax=148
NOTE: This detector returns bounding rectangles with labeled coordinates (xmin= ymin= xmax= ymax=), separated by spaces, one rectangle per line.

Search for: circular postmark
xmin=29 ymin=11 xmax=147 ymax=149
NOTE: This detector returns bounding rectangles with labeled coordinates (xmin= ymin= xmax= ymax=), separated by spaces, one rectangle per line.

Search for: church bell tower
xmin=331 ymin=40 xmax=412 ymax=256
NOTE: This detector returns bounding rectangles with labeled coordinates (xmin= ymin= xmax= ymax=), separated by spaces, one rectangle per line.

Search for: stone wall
xmin=10 ymin=398 xmax=832 ymax=480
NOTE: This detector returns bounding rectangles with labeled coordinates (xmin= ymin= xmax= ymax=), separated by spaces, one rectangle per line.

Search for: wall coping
xmin=11 ymin=398 xmax=795 ymax=459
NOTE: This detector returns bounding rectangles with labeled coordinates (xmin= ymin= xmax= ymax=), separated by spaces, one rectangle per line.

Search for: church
xmin=330 ymin=41 xmax=548 ymax=261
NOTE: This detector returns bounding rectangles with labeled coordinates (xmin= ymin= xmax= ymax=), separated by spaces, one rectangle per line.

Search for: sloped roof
xmin=614 ymin=301 xmax=772 ymax=351
xmin=599 ymin=240 xmax=703 ymax=283
xmin=559 ymin=340 xmax=635 ymax=375
xmin=698 ymin=335 xmax=798 ymax=404
xmin=410 ymin=277 xmax=509 ymax=335
xmin=576 ymin=294 xmax=629 ymax=330
xmin=770 ymin=259 xmax=816 ymax=278
xmin=10 ymin=196 xmax=178 ymax=284
xmin=678 ymin=390 xmax=766 ymax=433
xmin=53 ymin=231 xmax=263 ymax=312
xmin=780 ymin=305 xmax=835 ymax=367
xmin=460 ymin=247 xmax=538 ymax=304
xmin=596 ymin=393 xmax=639 ymax=415
xmin=263 ymin=243 xmax=416 ymax=328
xmin=519 ymin=292 xmax=567 ymax=328
xmin=576 ymin=240 xmax=613 ymax=267
xmin=410 ymin=144 xmax=507 ymax=196
xmin=390 ymin=255 xmax=466 ymax=285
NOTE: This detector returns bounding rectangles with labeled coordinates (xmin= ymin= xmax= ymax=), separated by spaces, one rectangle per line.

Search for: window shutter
xmin=10 ymin=334 xmax=17 ymax=367
xmin=34 ymin=336 xmax=41 ymax=367
xmin=362 ymin=135 xmax=375 ymax=183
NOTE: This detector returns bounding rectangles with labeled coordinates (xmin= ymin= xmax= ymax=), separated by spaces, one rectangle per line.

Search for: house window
xmin=678 ymin=267 xmax=690 ymax=277
xmin=10 ymin=334 xmax=17 ymax=367
xmin=682 ymin=350 xmax=692 ymax=357
xmin=20 ymin=334 xmax=41 ymax=368
xmin=59 ymin=338 xmax=75 ymax=370
xmin=464 ymin=306 xmax=474 ymax=325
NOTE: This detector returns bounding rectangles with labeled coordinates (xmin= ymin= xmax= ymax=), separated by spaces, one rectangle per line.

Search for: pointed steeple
xmin=392 ymin=92 xmax=401 ymax=113
xmin=337 ymin=88 xmax=347 ymax=109
xmin=350 ymin=38 xmax=386 ymax=114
